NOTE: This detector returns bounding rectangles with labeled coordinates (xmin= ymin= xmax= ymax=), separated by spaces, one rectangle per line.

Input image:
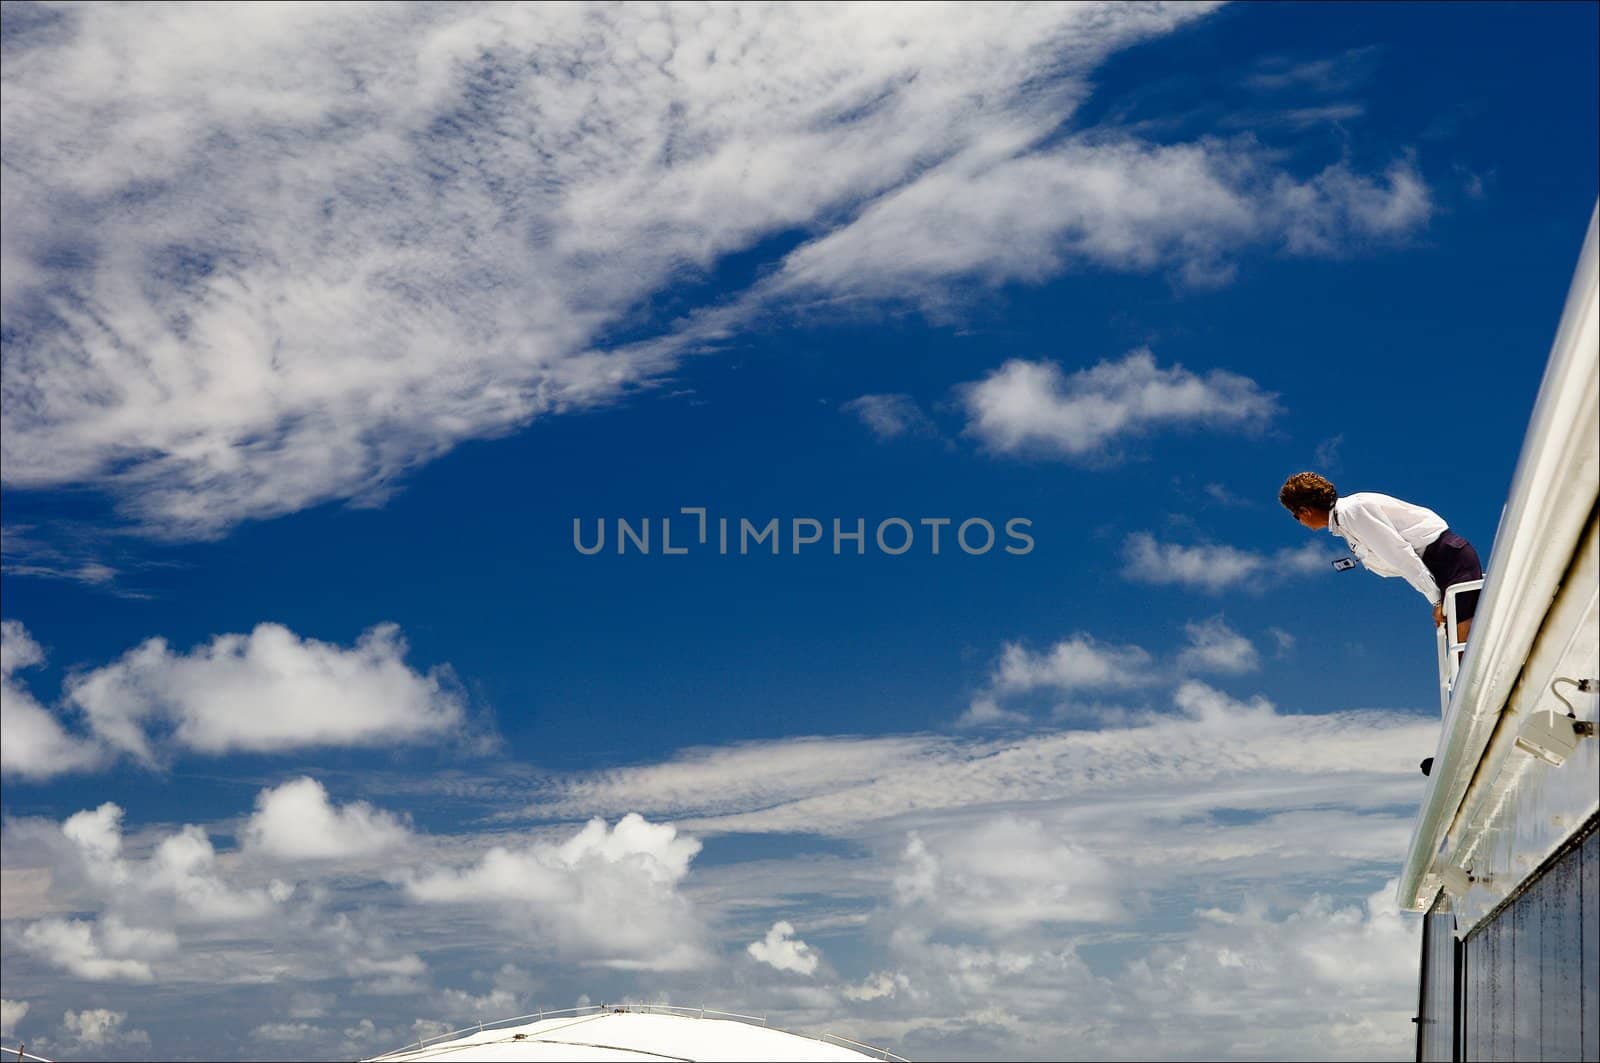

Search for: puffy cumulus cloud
xmin=0 ymin=619 xmax=104 ymax=780
xmin=801 ymin=879 xmax=1417 ymax=1061
xmin=893 ymin=819 xmax=1123 ymax=932
xmin=17 ymin=917 xmax=169 ymax=983
xmin=954 ymin=695 xmax=1030 ymax=730
xmin=1122 ymin=533 xmax=1333 ymax=592
xmin=61 ymin=1007 xmax=150 ymax=1049
xmin=960 ymin=633 xmax=1151 ymax=727
xmin=959 ymin=351 xmax=1278 ymax=460
xmin=407 ymin=813 xmax=708 ymax=971
xmin=0 ymin=675 xmax=1436 ymax=1061
xmin=1176 ymin=616 xmax=1260 ymax=674
xmin=9 ymin=801 xmax=288 ymax=985
xmin=0 ymin=4 xmax=1430 ymax=542
xmin=1173 ymin=679 xmax=1277 ymax=730
xmin=1 ymin=998 xmax=30 ymax=1039
xmin=63 ymin=621 xmax=464 ymax=764
xmin=842 ymin=394 xmax=936 ymax=440
xmin=0 ymin=619 xmax=44 ymax=677
xmin=991 ymin=635 xmax=1152 ymax=694
xmin=242 ymin=777 xmax=414 ymax=861
xmin=56 ymin=802 xmax=284 ymax=923
xmin=1115 ymin=882 xmax=1418 ymax=1060
xmin=747 ymin=921 xmax=821 ymax=976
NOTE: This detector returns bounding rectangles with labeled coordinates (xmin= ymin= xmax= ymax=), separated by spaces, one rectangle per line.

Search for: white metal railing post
xmin=1446 ymin=624 xmax=1459 ymax=714
xmin=1435 ymin=578 xmax=1485 ymax=715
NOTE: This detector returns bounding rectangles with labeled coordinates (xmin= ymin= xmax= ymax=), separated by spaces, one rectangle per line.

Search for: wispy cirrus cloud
xmin=1 ymin=4 xmax=1430 ymax=542
xmin=841 ymin=394 xmax=937 ymax=440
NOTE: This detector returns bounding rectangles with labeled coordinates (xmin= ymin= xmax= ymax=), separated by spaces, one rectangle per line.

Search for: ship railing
xmin=1435 ymin=578 xmax=1485 ymax=715
xmin=0 ymin=1045 xmax=53 ymax=1063
xmin=818 ymin=1031 xmax=913 ymax=1061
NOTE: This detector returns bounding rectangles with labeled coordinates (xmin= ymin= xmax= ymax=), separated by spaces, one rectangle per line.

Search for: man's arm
xmin=1342 ymin=499 xmax=1442 ymax=604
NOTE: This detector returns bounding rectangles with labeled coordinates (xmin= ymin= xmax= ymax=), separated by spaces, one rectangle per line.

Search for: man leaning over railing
xmin=1278 ymin=471 xmax=1484 ymax=646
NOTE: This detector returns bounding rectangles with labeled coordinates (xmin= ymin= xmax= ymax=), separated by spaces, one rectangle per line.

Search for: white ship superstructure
xmin=362 ymin=1004 xmax=906 ymax=1062
xmin=1401 ymin=205 xmax=1599 ymax=1060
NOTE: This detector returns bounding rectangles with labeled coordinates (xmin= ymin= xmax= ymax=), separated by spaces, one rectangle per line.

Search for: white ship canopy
xmin=363 ymin=1005 xmax=903 ymax=1062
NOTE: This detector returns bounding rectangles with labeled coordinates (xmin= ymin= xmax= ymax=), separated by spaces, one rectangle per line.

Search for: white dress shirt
xmin=1329 ymin=492 xmax=1449 ymax=604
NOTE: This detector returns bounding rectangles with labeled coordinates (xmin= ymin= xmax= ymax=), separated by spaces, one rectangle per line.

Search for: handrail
xmin=1434 ymin=578 xmax=1486 ymax=715
xmin=0 ymin=1046 xmax=53 ymax=1063
xmin=820 ymin=1031 xmax=913 ymax=1062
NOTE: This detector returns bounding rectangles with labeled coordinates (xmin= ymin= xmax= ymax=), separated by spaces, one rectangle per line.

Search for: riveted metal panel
xmin=1461 ymin=816 xmax=1598 ymax=1060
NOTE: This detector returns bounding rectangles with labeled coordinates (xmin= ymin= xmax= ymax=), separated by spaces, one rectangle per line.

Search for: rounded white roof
xmin=364 ymin=1006 xmax=901 ymax=1062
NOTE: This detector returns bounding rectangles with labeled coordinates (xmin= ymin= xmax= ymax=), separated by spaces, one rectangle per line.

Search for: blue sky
xmin=1 ymin=2 xmax=1596 ymax=1060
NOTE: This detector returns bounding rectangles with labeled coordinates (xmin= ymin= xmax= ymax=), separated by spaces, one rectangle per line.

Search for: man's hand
xmin=1433 ymin=602 xmax=1446 ymax=628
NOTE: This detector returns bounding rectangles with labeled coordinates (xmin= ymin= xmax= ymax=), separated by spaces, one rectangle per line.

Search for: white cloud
xmin=63 ymin=622 xmax=464 ymax=763
xmin=773 ymin=137 xmax=1429 ymax=300
xmin=1122 ymin=533 xmax=1332 ymax=591
xmin=1203 ymin=482 xmax=1250 ymax=506
xmin=243 ymin=777 xmax=413 ymax=861
xmin=8 ymin=799 xmax=296 ymax=985
xmin=62 ymin=1007 xmax=149 ymax=1049
xmin=1 ymin=4 xmax=1429 ymax=541
xmin=894 ymin=819 xmax=1123 ymax=931
xmin=954 ymin=696 xmax=1029 ymax=730
xmin=991 ymin=635 xmax=1152 ymax=693
xmin=960 ymin=634 xmax=1152 ymax=727
xmin=842 ymin=394 xmax=936 ymax=440
xmin=1173 ymin=679 xmax=1278 ymax=730
xmin=1176 ymin=617 xmax=1260 ymax=674
xmin=959 ymin=351 xmax=1278 ymax=460
xmin=842 ymin=971 xmax=911 ymax=1002
xmin=1314 ymin=432 xmax=1345 ymax=469
xmin=0 ymin=999 xmax=29 ymax=1039
xmin=0 ymin=679 xmax=1438 ymax=1061
xmin=1114 ymin=881 xmax=1416 ymax=1059
xmin=824 ymin=875 xmax=1416 ymax=1061
xmin=0 ymin=619 xmax=104 ymax=780
xmin=18 ymin=918 xmax=163 ymax=983
xmin=407 ymin=813 xmax=708 ymax=971
xmin=747 ymin=921 xmax=821 ymax=976
xmin=515 ymin=681 xmax=1431 ymax=848
xmin=57 ymin=803 xmax=281 ymax=924
xmin=432 ymin=987 xmax=522 ymax=1024
xmin=506 ymin=735 xmax=944 ymax=824
xmin=251 ymin=1021 xmax=323 ymax=1043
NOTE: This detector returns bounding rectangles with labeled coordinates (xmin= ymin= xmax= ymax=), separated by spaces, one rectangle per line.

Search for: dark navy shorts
xmin=1423 ymin=530 xmax=1483 ymax=620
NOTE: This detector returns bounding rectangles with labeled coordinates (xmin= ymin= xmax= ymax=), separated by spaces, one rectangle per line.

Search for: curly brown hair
xmin=1279 ymin=471 xmax=1338 ymax=514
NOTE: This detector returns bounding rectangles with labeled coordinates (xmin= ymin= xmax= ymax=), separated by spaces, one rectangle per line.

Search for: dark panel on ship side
xmin=1417 ymin=906 xmax=1458 ymax=1062
xmin=1460 ymin=815 xmax=1599 ymax=1061
xmin=1542 ymin=830 xmax=1583 ymax=1061
xmin=1583 ymin=825 xmax=1598 ymax=1062
xmin=1511 ymin=869 xmax=1540 ymax=1059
